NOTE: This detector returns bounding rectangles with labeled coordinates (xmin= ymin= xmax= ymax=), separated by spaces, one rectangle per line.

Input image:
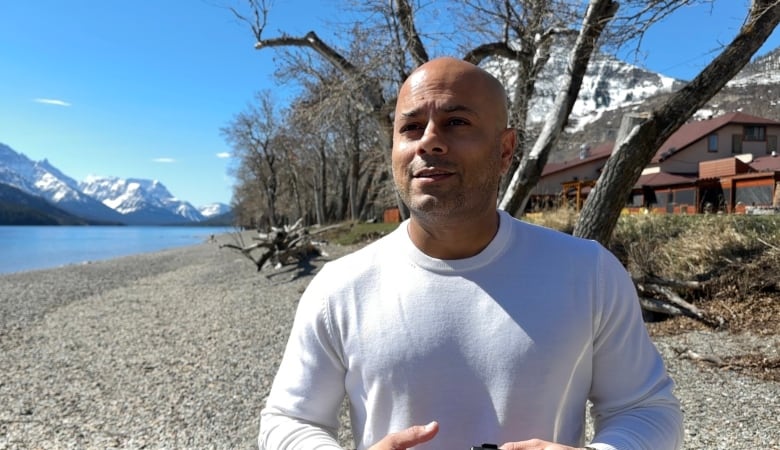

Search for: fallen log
xmin=634 ymin=276 xmax=722 ymax=328
xmin=672 ymin=347 xmax=725 ymax=367
xmin=221 ymin=220 xmax=349 ymax=271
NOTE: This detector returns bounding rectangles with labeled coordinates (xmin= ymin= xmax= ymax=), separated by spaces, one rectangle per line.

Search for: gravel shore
xmin=1 ymin=238 xmax=777 ymax=449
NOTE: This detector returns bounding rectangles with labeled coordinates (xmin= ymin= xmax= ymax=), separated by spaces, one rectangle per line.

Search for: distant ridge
xmin=0 ymin=182 xmax=102 ymax=225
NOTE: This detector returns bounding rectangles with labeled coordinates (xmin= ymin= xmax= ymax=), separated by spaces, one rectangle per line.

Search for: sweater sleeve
xmin=587 ymin=247 xmax=684 ymax=450
xmin=259 ymin=268 xmax=348 ymax=450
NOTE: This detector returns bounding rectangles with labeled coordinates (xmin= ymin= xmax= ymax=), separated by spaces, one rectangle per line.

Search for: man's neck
xmin=407 ymin=210 xmax=501 ymax=260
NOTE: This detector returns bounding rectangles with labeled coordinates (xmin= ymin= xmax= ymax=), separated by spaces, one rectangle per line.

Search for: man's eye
xmin=447 ymin=118 xmax=468 ymax=126
xmin=400 ymin=124 xmax=422 ymax=133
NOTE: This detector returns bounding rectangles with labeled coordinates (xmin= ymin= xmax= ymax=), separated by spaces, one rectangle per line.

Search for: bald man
xmin=259 ymin=57 xmax=683 ymax=450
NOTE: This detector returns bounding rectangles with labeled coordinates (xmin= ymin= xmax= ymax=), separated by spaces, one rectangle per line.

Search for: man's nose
xmin=417 ymin=121 xmax=448 ymax=155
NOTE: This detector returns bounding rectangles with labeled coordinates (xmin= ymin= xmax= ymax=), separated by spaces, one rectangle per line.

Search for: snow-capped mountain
xmin=79 ymin=176 xmax=205 ymax=224
xmin=199 ymin=202 xmax=231 ymax=218
xmin=488 ymin=36 xmax=685 ymax=133
xmin=545 ymin=43 xmax=780 ymax=163
xmin=0 ymin=143 xmax=125 ymax=223
xmin=728 ymin=47 xmax=780 ymax=88
xmin=0 ymin=143 xmax=215 ymax=225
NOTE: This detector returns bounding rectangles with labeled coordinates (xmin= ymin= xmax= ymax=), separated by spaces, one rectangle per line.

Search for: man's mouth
xmin=412 ymin=167 xmax=454 ymax=180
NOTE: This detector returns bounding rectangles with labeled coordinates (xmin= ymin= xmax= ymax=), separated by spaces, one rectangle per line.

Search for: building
xmin=536 ymin=112 xmax=780 ymax=213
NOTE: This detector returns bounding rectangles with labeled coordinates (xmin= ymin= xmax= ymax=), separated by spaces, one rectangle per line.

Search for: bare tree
xmin=287 ymin=103 xmax=331 ymax=225
xmin=222 ymin=91 xmax=284 ymax=228
xmin=229 ymin=0 xmax=399 ymax=137
xmin=228 ymin=1 xmax=413 ymax=217
xmin=574 ymin=0 xmax=780 ymax=245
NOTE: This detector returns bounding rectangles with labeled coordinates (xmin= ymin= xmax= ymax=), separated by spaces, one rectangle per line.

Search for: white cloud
xmin=34 ymin=98 xmax=71 ymax=107
xmin=153 ymin=157 xmax=176 ymax=163
xmin=216 ymin=152 xmax=231 ymax=159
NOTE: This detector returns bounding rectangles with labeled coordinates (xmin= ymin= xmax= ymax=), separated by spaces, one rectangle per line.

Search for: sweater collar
xmin=395 ymin=210 xmax=513 ymax=273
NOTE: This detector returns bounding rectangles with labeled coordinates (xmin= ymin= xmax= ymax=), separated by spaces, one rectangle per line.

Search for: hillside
xmin=551 ymin=47 xmax=780 ymax=162
xmin=0 ymin=183 xmax=93 ymax=225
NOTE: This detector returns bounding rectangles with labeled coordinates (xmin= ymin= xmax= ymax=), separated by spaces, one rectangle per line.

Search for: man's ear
xmin=499 ymin=128 xmax=516 ymax=174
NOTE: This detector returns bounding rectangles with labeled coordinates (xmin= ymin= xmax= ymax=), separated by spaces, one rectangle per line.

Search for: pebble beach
xmin=1 ymin=237 xmax=778 ymax=449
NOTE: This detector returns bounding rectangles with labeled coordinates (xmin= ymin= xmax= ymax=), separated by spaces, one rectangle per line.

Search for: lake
xmin=0 ymin=226 xmax=232 ymax=275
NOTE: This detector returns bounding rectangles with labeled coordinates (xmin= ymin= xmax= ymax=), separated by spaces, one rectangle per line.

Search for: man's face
xmin=391 ymin=62 xmax=514 ymax=221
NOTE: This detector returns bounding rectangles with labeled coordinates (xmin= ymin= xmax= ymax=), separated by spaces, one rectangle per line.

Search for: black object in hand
xmin=471 ymin=444 xmax=499 ymax=450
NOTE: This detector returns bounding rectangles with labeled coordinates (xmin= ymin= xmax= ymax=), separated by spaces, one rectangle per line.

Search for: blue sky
xmin=0 ymin=1 xmax=778 ymax=208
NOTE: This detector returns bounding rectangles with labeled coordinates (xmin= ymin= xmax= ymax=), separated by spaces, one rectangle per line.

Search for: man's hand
xmin=367 ymin=421 xmax=439 ymax=450
xmin=499 ymin=439 xmax=582 ymax=450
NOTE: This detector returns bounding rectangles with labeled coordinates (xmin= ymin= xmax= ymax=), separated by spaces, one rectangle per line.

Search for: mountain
xmin=0 ymin=143 xmax=126 ymax=223
xmin=0 ymin=182 xmax=93 ymax=225
xmin=199 ymin=210 xmax=235 ymax=226
xmin=541 ymin=45 xmax=780 ymax=163
xmin=79 ymin=175 xmax=205 ymax=225
xmin=0 ymin=143 xmax=218 ymax=225
xmin=487 ymin=39 xmax=780 ymax=166
xmin=488 ymin=35 xmax=686 ymax=133
xmin=727 ymin=47 xmax=780 ymax=88
xmin=199 ymin=202 xmax=231 ymax=218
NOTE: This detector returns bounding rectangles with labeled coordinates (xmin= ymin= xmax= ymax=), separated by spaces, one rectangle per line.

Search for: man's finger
xmin=383 ymin=421 xmax=439 ymax=449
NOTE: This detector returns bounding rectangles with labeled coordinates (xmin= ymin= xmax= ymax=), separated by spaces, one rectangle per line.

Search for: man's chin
xmin=408 ymin=198 xmax=463 ymax=218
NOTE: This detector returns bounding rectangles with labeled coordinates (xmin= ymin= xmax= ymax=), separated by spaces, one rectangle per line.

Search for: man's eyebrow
xmin=399 ymin=104 xmax=477 ymax=118
xmin=442 ymin=104 xmax=476 ymax=114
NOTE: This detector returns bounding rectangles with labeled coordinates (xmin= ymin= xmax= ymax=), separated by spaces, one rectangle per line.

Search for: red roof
xmin=542 ymin=142 xmax=613 ymax=176
xmin=748 ymin=154 xmax=780 ymax=172
xmin=633 ymin=172 xmax=697 ymax=188
xmin=541 ymin=112 xmax=780 ymax=180
xmin=652 ymin=112 xmax=780 ymax=163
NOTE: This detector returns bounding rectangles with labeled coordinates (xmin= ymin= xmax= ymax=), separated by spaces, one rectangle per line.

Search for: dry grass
xmin=526 ymin=210 xmax=780 ymax=381
xmin=526 ymin=210 xmax=780 ymax=332
xmin=316 ymin=221 xmax=400 ymax=245
xmin=610 ymin=214 xmax=773 ymax=281
xmin=524 ymin=207 xmax=579 ymax=235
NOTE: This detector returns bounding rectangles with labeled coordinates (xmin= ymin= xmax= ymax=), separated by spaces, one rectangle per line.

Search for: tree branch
xmin=395 ymin=0 xmax=429 ymax=67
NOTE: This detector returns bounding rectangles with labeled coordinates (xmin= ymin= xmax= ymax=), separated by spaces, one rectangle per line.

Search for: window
xmin=707 ymin=134 xmax=718 ymax=152
xmin=744 ymin=126 xmax=766 ymax=141
xmin=736 ymin=184 xmax=772 ymax=206
xmin=675 ymin=189 xmax=696 ymax=205
xmin=628 ymin=193 xmax=643 ymax=207
xmin=732 ymin=134 xmax=743 ymax=154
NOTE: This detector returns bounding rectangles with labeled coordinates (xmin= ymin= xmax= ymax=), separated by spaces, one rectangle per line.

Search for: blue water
xmin=0 ymin=226 xmax=231 ymax=275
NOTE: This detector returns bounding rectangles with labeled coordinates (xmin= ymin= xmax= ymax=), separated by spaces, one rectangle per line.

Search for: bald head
xmin=397 ymin=57 xmax=510 ymax=129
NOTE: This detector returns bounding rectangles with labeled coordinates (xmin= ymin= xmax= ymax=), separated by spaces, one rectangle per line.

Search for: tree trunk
xmin=315 ymin=143 xmax=327 ymax=225
xmin=573 ymin=112 xmax=647 ymax=238
xmin=574 ymin=0 xmax=780 ymax=245
xmin=349 ymin=118 xmax=361 ymax=221
xmin=499 ymin=0 xmax=618 ymax=215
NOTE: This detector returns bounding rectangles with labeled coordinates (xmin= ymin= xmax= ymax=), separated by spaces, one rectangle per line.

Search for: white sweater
xmin=259 ymin=211 xmax=683 ymax=450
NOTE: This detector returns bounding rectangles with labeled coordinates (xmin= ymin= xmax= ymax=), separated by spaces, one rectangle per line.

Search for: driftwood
xmin=221 ymin=219 xmax=350 ymax=271
xmin=672 ymin=347 xmax=725 ymax=367
xmin=634 ymin=275 xmax=722 ymax=328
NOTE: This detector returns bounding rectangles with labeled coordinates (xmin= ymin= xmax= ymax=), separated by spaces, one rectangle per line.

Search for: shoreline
xmin=0 ymin=226 xmax=231 ymax=276
xmin=0 ymin=241 xmax=777 ymax=449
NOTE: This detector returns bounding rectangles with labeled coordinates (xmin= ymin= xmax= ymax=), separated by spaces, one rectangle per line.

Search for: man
xmin=259 ymin=57 xmax=683 ymax=450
